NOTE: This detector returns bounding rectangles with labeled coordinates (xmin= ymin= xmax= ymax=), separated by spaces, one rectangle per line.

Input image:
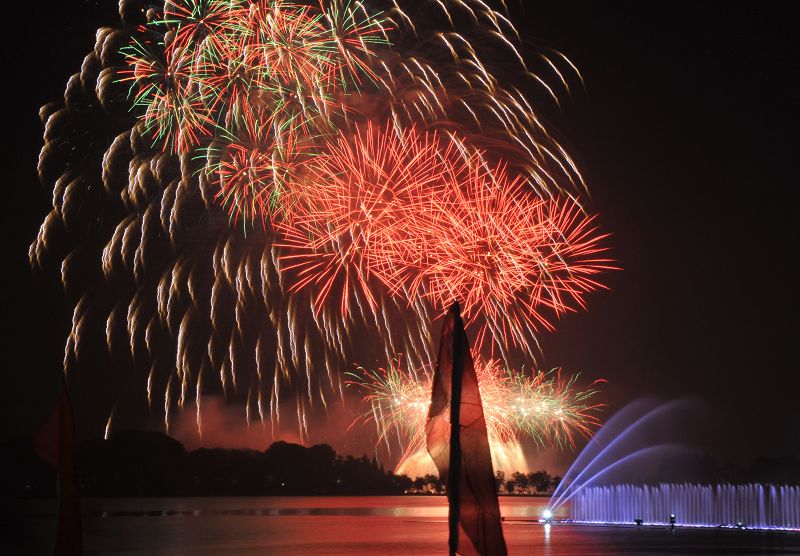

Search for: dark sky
xmin=4 ymin=2 xmax=798 ymax=465
xmin=523 ymin=2 xmax=799 ymax=462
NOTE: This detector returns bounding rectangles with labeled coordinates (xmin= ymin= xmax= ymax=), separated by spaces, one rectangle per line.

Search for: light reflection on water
xmin=22 ymin=495 xmax=555 ymax=519
xmin=13 ymin=496 xmax=799 ymax=555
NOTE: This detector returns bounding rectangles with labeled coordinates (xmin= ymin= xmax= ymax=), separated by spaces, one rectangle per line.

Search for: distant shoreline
xmin=17 ymin=492 xmax=554 ymax=499
xmin=4 ymin=431 xmax=560 ymax=498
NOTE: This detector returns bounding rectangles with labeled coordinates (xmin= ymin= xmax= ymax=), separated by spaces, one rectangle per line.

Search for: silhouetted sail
xmin=33 ymin=377 xmax=83 ymax=555
xmin=426 ymin=302 xmax=507 ymax=556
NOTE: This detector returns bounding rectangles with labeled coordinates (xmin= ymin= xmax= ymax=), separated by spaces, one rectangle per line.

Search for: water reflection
xmin=15 ymin=496 xmax=798 ymax=556
xmin=27 ymin=495 xmax=552 ymax=520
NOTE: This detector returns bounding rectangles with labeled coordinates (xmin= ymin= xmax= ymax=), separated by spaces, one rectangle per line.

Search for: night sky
xmin=4 ymin=1 xmax=798 ymax=468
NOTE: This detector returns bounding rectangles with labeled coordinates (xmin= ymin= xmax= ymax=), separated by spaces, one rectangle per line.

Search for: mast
xmin=448 ymin=301 xmax=463 ymax=556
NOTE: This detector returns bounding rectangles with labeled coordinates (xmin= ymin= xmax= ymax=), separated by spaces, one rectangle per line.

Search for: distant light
xmin=542 ymin=509 xmax=553 ymax=522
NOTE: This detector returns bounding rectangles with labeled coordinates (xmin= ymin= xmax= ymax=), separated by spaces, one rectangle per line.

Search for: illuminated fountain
xmin=571 ymin=483 xmax=800 ymax=530
xmin=544 ymin=399 xmax=800 ymax=531
xmin=547 ymin=399 xmax=690 ymax=511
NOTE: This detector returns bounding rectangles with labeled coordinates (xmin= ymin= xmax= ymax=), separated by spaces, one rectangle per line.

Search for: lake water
xmin=9 ymin=496 xmax=800 ymax=555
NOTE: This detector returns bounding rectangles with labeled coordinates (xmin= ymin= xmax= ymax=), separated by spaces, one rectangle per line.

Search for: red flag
xmin=33 ymin=377 xmax=83 ymax=556
xmin=426 ymin=302 xmax=507 ymax=556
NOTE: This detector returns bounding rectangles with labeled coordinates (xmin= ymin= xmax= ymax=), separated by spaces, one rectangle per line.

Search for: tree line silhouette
xmin=4 ymin=430 xmax=797 ymax=498
xmin=2 ymin=431 xmax=564 ymax=497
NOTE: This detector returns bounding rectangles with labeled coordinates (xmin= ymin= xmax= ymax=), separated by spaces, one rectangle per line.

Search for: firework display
xmin=31 ymin=0 xmax=612 ymax=450
xmin=348 ymin=358 xmax=605 ymax=475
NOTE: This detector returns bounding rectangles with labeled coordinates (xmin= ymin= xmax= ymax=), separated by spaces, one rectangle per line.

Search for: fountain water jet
xmin=570 ymin=483 xmax=800 ymax=530
xmin=549 ymin=399 xmax=694 ymax=510
xmin=544 ymin=399 xmax=799 ymax=531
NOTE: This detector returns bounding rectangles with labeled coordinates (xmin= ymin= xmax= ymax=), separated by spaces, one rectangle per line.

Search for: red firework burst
xmin=210 ymin=108 xmax=300 ymax=224
xmin=382 ymin=166 xmax=615 ymax=350
xmin=119 ymin=37 xmax=213 ymax=153
xmin=242 ymin=2 xmax=337 ymax=87
xmin=277 ymin=123 xmax=460 ymax=315
xmin=163 ymin=0 xmax=246 ymax=57
xmin=278 ymin=123 xmax=614 ymax=353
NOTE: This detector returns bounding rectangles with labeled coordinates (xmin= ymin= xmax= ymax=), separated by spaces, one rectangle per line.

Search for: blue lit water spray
xmin=539 ymin=398 xmax=800 ymax=530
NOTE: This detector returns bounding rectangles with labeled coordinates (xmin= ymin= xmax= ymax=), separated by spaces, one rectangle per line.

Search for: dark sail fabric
xmin=426 ymin=303 xmax=507 ymax=556
xmin=33 ymin=378 xmax=83 ymax=556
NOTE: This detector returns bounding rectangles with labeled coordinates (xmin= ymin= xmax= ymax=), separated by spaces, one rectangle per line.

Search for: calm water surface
xmin=11 ymin=496 xmax=800 ymax=555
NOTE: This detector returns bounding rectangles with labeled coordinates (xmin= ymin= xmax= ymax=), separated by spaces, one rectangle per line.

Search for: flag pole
xmin=428 ymin=300 xmax=507 ymax=556
xmin=33 ymin=376 xmax=83 ymax=555
xmin=448 ymin=301 xmax=462 ymax=556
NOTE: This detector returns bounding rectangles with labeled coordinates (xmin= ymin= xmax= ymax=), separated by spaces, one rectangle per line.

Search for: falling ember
xmin=104 ymin=407 xmax=116 ymax=440
xmin=348 ymin=356 xmax=605 ymax=475
xmin=195 ymin=371 xmax=203 ymax=437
